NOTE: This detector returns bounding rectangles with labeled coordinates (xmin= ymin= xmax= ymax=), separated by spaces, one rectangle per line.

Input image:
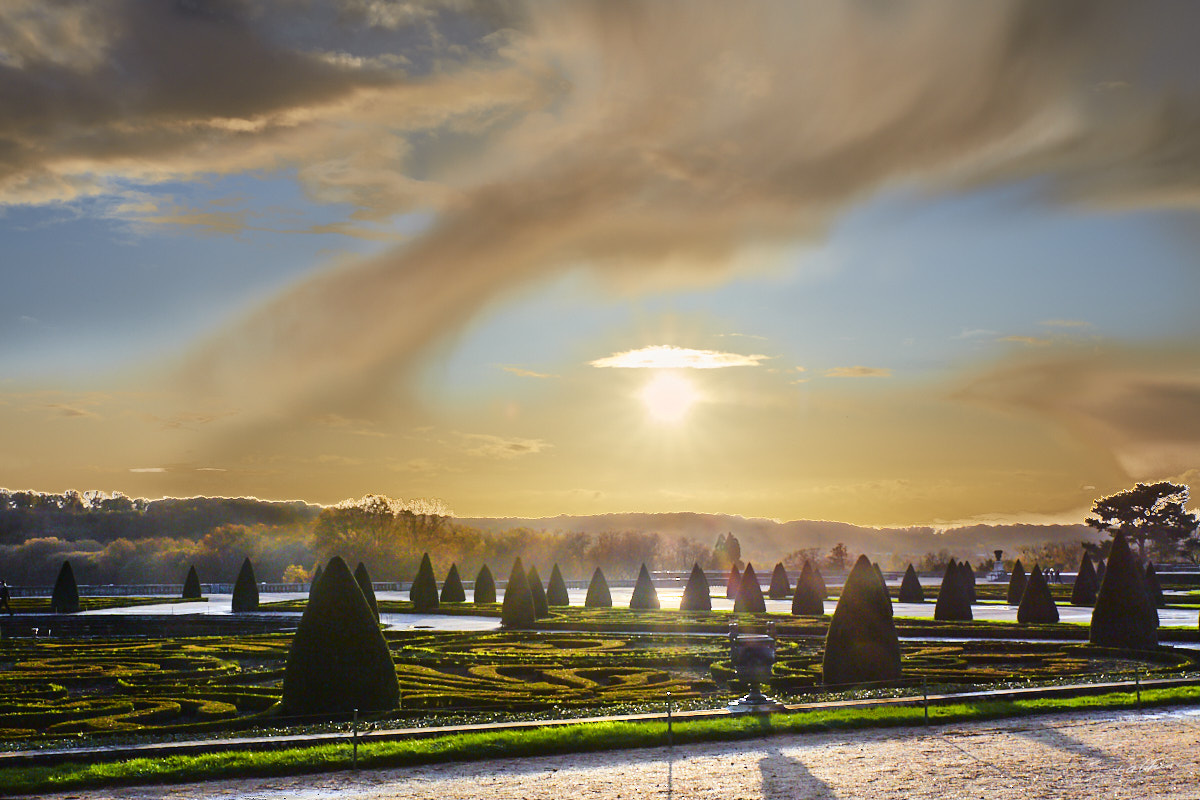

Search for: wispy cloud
xmin=44 ymin=403 xmax=100 ymax=419
xmin=129 ymin=467 xmax=166 ymax=473
xmin=824 ymin=366 xmax=892 ymax=378
xmin=501 ymin=365 xmax=556 ymax=379
xmin=1041 ymin=319 xmax=1093 ymax=328
xmin=457 ymin=432 xmax=551 ymax=460
xmin=998 ymin=335 xmax=1051 ymax=347
xmin=590 ymin=345 xmax=770 ymax=370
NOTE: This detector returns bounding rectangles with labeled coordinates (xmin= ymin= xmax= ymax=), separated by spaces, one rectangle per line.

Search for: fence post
xmin=352 ymin=708 xmax=359 ymax=769
xmin=922 ymin=678 xmax=928 ymax=724
xmin=667 ymin=691 xmax=673 ymax=748
xmin=1135 ymin=672 xmax=1141 ymax=709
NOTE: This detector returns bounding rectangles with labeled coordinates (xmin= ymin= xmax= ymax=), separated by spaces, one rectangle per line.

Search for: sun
xmin=640 ymin=372 xmax=699 ymax=424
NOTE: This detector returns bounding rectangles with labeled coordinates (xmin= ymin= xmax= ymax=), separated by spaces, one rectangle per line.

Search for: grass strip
xmin=4 ymin=684 xmax=1200 ymax=796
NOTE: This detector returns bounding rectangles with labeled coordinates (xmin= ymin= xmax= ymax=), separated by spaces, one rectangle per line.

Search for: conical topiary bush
xmin=733 ymin=563 xmax=766 ymax=613
xmin=767 ymin=562 xmax=791 ymax=600
xmin=933 ymin=559 xmax=971 ymax=621
xmin=822 ymin=554 xmax=901 ymax=687
xmin=546 ymin=564 xmax=570 ymax=607
xmin=182 ymin=565 xmax=203 ymax=600
xmin=1090 ymin=532 xmax=1158 ymax=650
xmin=231 ymin=557 xmax=259 ymax=613
xmin=897 ymin=564 xmax=924 ymax=603
xmin=1144 ymin=562 xmax=1164 ymax=608
xmin=679 ymin=562 xmax=711 ymax=611
xmin=474 ymin=564 xmax=496 ymax=604
xmin=804 ymin=561 xmax=827 ymax=601
xmin=282 ymin=556 xmax=399 ymax=715
xmin=1095 ymin=559 xmax=1106 ymax=585
xmin=409 ymin=552 xmax=439 ymax=612
xmin=584 ymin=567 xmax=612 ymax=608
xmin=310 ymin=563 xmax=324 ymax=594
xmin=629 ymin=563 xmax=661 ymax=610
xmin=354 ymin=562 xmax=380 ymax=622
xmin=1017 ymin=564 xmax=1059 ymax=624
xmin=961 ymin=561 xmax=977 ymax=604
xmin=527 ymin=566 xmax=549 ymax=618
xmin=1071 ymin=553 xmax=1098 ymax=607
xmin=791 ymin=560 xmax=825 ymax=616
xmin=1006 ymin=560 xmax=1027 ymax=605
xmin=50 ymin=560 xmax=80 ymax=614
xmin=441 ymin=564 xmax=466 ymax=603
xmin=725 ymin=565 xmax=740 ymax=599
xmin=501 ymin=558 xmax=536 ymax=629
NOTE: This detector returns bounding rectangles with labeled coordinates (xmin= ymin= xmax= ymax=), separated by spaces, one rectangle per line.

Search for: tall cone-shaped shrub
xmin=310 ymin=563 xmax=324 ymax=594
xmin=1095 ymin=559 xmax=1106 ymax=585
xmin=1017 ymin=564 xmax=1059 ymax=623
xmin=440 ymin=564 xmax=466 ymax=603
xmin=933 ymin=559 xmax=971 ymax=621
xmin=473 ymin=564 xmax=496 ymax=603
xmin=1006 ymin=560 xmax=1027 ymax=605
xmin=1090 ymin=532 xmax=1158 ymax=650
xmin=629 ymin=563 xmax=661 ymax=610
xmin=734 ymin=563 xmax=766 ymax=613
xmin=767 ymin=563 xmax=791 ymax=600
xmin=182 ymin=565 xmax=203 ymax=600
xmin=231 ymin=557 xmax=259 ymax=612
xmin=1071 ymin=553 xmax=1098 ymax=606
xmin=50 ymin=560 xmax=80 ymax=613
xmin=527 ymin=566 xmax=549 ymax=618
xmin=822 ymin=555 xmax=901 ymax=687
xmin=501 ymin=558 xmax=536 ymax=629
xmin=1144 ymin=562 xmax=1164 ymax=608
xmin=897 ymin=564 xmax=924 ymax=603
xmin=961 ymin=561 xmax=977 ymax=604
xmin=679 ymin=563 xmax=711 ymax=611
xmin=282 ymin=556 xmax=399 ymax=715
xmin=584 ymin=567 xmax=612 ymax=608
xmin=409 ymin=553 xmax=439 ymax=612
xmin=725 ymin=565 xmax=740 ymax=599
xmin=354 ymin=562 xmax=380 ymax=622
xmin=546 ymin=564 xmax=570 ymax=607
xmin=791 ymin=561 xmax=825 ymax=616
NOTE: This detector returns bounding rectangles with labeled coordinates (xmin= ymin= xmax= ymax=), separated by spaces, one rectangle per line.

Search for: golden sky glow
xmin=2 ymin=3 xmax=1200 ymax=526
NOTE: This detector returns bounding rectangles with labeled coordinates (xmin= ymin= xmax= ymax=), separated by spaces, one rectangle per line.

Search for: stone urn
xmin=727 ymin=621 xmax=784 ymax=712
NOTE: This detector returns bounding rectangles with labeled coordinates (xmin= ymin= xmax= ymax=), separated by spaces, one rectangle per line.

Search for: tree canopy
xmin=1087 ymin=482 xmax=1198 ymax=560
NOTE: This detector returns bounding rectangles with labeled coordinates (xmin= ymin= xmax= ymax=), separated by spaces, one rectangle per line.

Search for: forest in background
xmin=0 ymin=489 xmax=1107 ymax=586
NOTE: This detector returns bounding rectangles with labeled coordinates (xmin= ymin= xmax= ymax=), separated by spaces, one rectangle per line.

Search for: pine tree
xmin=49 ymin=560 xmax=80 ymax=614
xmin=629 ymin=563 xmax=661 ymax=610
xmin=733 ymin=563 xmax=766 ymax=613
xmin=933 ymin=559 xmax=971 ymax=621
xmin=679 ymin=563 xmax=711 ymax=611
xmin=897 ymin=564 xmax=924 ymax=603
xmin=584 ymin=567 xmax=612 ymax=608
xmin=231 ymin=557 xmax=259 ymax=613
xmin=1090 ymin=532 xmax=1158 ymax=650
xmin=767 ymin=562 xmax=791 ymax=600
xmin=282 ymin=556 xmax=399 ymax=715
xmin=182 ymin=565 xmax=203 ymax=600
xmin=546 ymin=564 xmax=570 ymax=607
xmin=1144 ymin=562 xmax=1165 ymax=608
xmin=440 ymin=564 xmax=466 ymax=603
xmin=791 ymin=560 xmax=825 ymax=616
xmin=822 ymin=555 xmax=901 ymax=687
xmin=527 ymin=566 xmax=549 ymax=618
xmin=1016 ymin=564 xmax=1059 ymax=624
xmin=725 ymin=564 xmax=741 ymax=599
xmin=501 ymin=558 xmax=536 ymax=628
xmin=1006 ymin=560 xmax=1027 ymax=606
xmin=409 ymin=552 xmax=439 ymax=612
xmin=1070 ymin=553 xmax=1098 ymax=607
xmin=354 ymin=562 xmax=380 ymax=622
xmin=473 ymin=564 xmax=497 ymax=604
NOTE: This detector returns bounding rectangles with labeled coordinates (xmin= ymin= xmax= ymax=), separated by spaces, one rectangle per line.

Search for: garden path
xmin=37 ymin=706 xmax=1200 ymax=800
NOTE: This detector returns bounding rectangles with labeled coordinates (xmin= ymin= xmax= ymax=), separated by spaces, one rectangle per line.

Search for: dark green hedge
xmin=822 ymin=555 xmax=901 ymax=686
xmin=679 ymin=563 xmax=711 ymax=611
xmin=474 ymin=564 xmax=496 ymax=604
xmin=585 ymin=567 xmax=612 ymax=608
xmin=231 ymin=557 xmax=258 ymax=613
xmin=629 ymin=563 xmax=660 ymax=610
xmin=410 ymin=553 xmax=440 ymax=613
xmin=441 ymin=564 xmax=466 ymax=604
xmin=898 ymin=564 xmax=924 ymax=603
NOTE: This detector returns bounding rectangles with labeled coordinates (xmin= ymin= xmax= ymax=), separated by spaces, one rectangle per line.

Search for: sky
xmin=2 ymin=1 xmax=1200 ymax=527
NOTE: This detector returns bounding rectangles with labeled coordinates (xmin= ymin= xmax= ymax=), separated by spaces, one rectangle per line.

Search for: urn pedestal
xmin=727 ymin=621 xmax=785 ymax=712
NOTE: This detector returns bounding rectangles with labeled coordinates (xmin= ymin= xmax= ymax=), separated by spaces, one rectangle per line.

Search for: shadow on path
xmin=758 ymin=746 xmax=838 ymax=800
xmin=1007 ymin=718 xmax=1113 ymax=763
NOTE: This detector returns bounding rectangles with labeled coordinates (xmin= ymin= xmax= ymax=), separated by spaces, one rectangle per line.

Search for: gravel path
xmin=31 ymin=707 xmax=1200 ymax=800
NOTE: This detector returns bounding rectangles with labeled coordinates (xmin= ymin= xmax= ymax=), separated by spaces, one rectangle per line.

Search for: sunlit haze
xmin=2 ymin=2 xmax=1199 ymax=526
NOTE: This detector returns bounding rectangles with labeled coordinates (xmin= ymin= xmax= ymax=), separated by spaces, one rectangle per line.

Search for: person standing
xmin=0 ymin=581 xmax=11 ymax=615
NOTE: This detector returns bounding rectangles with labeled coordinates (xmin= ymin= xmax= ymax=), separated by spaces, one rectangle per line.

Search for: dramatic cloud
xmin=590 ymin=346 xmax=770 ymax=370
xmin=824 ymin=367 xmax=892 ymax=378
xmin=9 ymin=2 xmax=1200 ymax=455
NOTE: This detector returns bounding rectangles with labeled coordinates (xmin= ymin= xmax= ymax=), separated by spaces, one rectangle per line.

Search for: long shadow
xmin=1005 ymin=717 xmax=1113 ymax=763
xmin=758 ymin=746 xmax=838 ymax=800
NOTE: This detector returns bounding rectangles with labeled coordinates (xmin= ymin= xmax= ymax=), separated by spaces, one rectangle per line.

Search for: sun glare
xmin=640 ymin=373 xmax=699 ymax=424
